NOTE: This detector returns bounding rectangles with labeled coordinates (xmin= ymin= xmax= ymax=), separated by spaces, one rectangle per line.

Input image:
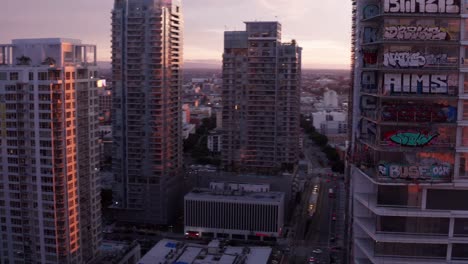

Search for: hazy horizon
xmin=0 ymin=0 xmax=352 ymax=69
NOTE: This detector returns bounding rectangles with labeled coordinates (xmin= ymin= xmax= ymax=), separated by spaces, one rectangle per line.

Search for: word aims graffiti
xmin=384 ymin=52 xmax=449 ymax=68
xmin=384 ymin=26 xmax=449 ymax=41
xmin=384 ymin=74 xmax=453 ymax=94
xmin=384 ymin=0 xmax=460 ymax=14
xmin=379 ymin=163 xmax=451 ymax=180
xmin=385 ymin=131 xmax=439 ymax=146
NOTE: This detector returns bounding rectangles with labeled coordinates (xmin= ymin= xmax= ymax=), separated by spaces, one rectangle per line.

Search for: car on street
xmin=312 ymin=248 xmax=323 ymax=254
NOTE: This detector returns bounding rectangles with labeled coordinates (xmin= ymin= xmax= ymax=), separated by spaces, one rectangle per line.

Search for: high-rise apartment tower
xmin=111 ymin=0 xmax=183 ymax=224
xmin=0 ymin=38 xmax=101 ymax=264
xmin=221 ymin=22 xmax=302 ymax=174
xmin=349 ymin=0 xmax=468 ymax=262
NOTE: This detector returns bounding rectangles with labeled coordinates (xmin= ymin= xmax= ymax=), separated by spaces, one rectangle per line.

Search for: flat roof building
xmin=184 ymin=188 xmax=284 ymax=241
xmin=138 ymin=239 xmax=272 ymax=264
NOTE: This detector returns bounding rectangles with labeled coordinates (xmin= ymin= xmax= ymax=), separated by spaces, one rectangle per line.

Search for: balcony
xmin=354 ymin=216 xmax=453 ymax=245
xmin=354 ymin=238 xmax=449 ymax=264
xmin=353 ymin=165 xmax=453 ymax=188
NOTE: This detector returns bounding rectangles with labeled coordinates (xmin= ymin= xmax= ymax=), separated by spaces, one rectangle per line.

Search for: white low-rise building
xmin=184 ymin=188 xmax=284 ymax=241
xmin=139 ymin=239 xmax=272 ymax=264
xmin=312 ymin=110 xmax=347 ymax=135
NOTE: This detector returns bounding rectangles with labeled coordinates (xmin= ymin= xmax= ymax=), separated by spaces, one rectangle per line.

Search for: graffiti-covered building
xmin=349 ymin=0 xmax=468 ymax=262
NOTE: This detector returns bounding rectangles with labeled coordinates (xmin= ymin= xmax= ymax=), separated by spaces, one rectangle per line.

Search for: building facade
xmin=0 ymin=38 xmax=101 ymax=263
xmin=350 ymin=0 xmax=468 ymax=262
xmin=111 ymin=0 xmax=183 ymax=224
xmin=184 ymin=187 xmax=284 ymax=241
xmin=207 ymin=130 xmax=222 ymax=153
xmin=221 ymin=21 xmax=302 ymax=174
xmin=312 ymin=111 xmax=348 ymax=135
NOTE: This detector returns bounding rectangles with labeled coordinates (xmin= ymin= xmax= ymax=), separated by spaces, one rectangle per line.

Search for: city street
xmin=286 ymin=138 xmax=345 ymax=264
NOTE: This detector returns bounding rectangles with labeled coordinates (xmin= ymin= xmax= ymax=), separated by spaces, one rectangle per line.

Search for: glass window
xmin=9 ymin=72 xmax=18 ymax=81
xmin=427 ymin=189 xmax=468 ymax=210
xmin=461 ymin=128 xmax=468 ymax=147
xmin=464 ymin=73 xmax=468 ymax=93
xmin=453 ymin=244 xmax=468 ymax=260
xmin=377 ymin=216 xmax=449 ymax=235
xmin=454 ymin=218 xmax=468 ymax=237
xmin=38 ymin=72 xmax=48 ymax=81
xmin=458 ymin=153 xmax=468 ymax=179
xmin=377 ymin=185 xmax=422 ymax=208
xmin=375 ymin=242 xmax=446 ymax=258
xmin=464 ymin=1 xmax=468 ymax=14
xmin=463 ymin=101 xmax=468 ymax=120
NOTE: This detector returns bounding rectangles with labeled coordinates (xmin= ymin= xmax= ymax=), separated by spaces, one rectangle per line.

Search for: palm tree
xmin=16 ymin=55 xmax=31 ymax=65
xmin=42 ymin=57 xmax=56 ymax=66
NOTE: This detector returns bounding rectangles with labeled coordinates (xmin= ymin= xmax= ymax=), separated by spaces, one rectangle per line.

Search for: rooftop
xmin=11 ymin=38 xmax=83 ymax=45
xmin=91 ymin=240 xmax=140 ymax=264
xmin=138 ymin=239 xmax=272 ymax=264
xmin=185 ymin=188 xmax=284 ymax=203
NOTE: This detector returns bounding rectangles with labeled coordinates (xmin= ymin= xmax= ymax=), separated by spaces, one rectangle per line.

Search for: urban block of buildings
xmin=0 ymin=38 xmax=101 ymax=263
xmin=350 ymin=0 xmax=468 ymax=262
xmin=139 ymin=239 xmax=272 ymax=264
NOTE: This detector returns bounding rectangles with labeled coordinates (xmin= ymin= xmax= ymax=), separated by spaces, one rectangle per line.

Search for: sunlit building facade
xmin=221 ymin=22 xmax=302 ymax=174
xmin=350 ymin=0 xmax=468 ymax=262
xmin=0 ymin=38 xmax=101 ymax=263
xmin=111 ymin=0 xmax=183 ymax=224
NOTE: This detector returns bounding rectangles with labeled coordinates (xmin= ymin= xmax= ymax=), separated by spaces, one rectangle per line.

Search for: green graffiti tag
xmin=389 ymin=132 xmax=439 ymax=147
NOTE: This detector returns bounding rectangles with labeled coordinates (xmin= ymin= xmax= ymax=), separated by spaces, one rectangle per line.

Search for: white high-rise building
xmin=111 ymin=0 xmax=184 ymax=224
xmin=0 ymin=38 xmax=101 ymax=263
xmin=349 ymin=1 xmax=468 ymax=262
xmin=323 ymin=89 xmax=338 ymax=109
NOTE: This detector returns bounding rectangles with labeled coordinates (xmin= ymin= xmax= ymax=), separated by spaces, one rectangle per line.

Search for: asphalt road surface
xmin=286 ymin=138 xmax=345 ymax=264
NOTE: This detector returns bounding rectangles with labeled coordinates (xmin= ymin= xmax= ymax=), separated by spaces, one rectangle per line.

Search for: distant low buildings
xmin=183 ymin=123 xmax=196 ymax=140
xmin=190 ymin=105 xmax=212 ymax=121
xmin=91 ymin=241 xmax=141 ymax=264
xmin=312 ymin=111 xmax=347 ymax=135
xmin=139 ymin=239 xmax=272 ymax=264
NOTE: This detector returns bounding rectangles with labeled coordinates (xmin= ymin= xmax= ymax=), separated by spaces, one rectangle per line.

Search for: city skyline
xmin=0 ymin=0 xmax=352 ymax=69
